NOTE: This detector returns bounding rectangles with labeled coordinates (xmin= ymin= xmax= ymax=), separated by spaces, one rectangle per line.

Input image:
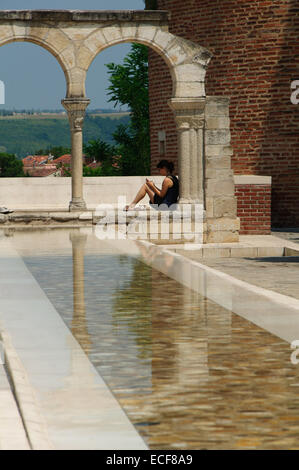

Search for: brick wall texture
xmin=235 ymin=184 xmax=272 ymax=234
xmin=149 ymin=0 xmax=299 ymax=228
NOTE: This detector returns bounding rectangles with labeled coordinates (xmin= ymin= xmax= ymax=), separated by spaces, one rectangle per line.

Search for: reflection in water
xmin=112 ymin=258 xmax=152 ymax=361
xmin=22 ymin=238 xmax=299 ymax=450
xmin=70 ymin=232 xmax=91 ymax=355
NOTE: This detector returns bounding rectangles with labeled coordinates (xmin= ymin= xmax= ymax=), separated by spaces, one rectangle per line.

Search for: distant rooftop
xmin=0 ymin=10 xmax=170 ymax=24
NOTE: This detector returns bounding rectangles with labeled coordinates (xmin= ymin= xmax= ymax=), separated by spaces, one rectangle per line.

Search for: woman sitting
xmin=125 ymin=160 xmax=179 ymax=211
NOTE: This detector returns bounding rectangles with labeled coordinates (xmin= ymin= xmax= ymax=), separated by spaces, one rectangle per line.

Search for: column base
xmin=69 ymin=199 xmax=87 ymax=212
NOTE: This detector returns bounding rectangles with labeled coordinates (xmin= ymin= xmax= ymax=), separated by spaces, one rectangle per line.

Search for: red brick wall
xmin=149 ymin=0 xmax=299 ymax=227
xmin=235 ymin=184 xmax=272 ymax=235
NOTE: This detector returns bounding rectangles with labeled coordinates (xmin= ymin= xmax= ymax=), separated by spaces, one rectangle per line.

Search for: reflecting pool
xmin=8 ymin=228 xmax=299 ymax=450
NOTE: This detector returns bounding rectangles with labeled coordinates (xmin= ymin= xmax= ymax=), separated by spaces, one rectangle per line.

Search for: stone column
xmin=62 ymin=98 xmax=90 ymax=211
xmin=168 ymin=98 xmax=205 ymax=204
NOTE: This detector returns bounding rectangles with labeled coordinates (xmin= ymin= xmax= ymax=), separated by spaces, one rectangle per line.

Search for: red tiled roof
xmin=23 ymin=155 xmax=49 ymax=166
xmin=52 ymin=154 xmax=71 ymax=165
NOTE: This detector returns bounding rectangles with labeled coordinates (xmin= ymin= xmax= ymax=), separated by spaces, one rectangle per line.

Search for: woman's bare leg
xmin=126 ymin=183 xmax=155 ymax=210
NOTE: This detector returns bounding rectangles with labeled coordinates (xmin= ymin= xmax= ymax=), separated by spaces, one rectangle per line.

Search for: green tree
xmin=35 ymin=146 xmax=71 ymax=158
xmin=106 ymin=43 xmax=150 ymax=176
xmin=144 ymin=0 xmax=158 ymax=9
xmin=83 ymin=162 xmax=120 ymax=177
xmin=0 ymin=152 xmax=24 ymax=177
xmin=84 ymin=139 xmax=116 ymax=163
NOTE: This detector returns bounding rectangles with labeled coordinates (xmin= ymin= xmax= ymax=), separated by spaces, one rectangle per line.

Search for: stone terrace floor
xmin=183 ymin=230 xmax=299 ymax=301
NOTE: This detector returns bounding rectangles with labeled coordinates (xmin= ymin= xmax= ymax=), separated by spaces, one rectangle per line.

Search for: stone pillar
xmin=62 ymin=98 xmax=90 ymax=211
xmin=204 ymin=96 xmax=239 ymax=243
xmin=168 ymin=98 xmax=205 ymax=204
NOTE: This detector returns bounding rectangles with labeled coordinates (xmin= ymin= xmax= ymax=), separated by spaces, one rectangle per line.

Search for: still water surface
xmin=12 ymin=230 xmax=299 ymax=450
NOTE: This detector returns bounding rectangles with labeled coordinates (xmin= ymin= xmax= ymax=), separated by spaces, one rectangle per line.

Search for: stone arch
xmin=0 ymin=10 xmax=240 ymax=242
xmin=76 ymin=24 xmax=212 ymax=100
xmin=0 ymin=23 xmax=72 ymax=94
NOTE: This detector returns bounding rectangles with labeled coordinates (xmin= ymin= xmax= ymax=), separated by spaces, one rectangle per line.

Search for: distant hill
xmin=0 ymin=114 xmax=130 ymax=158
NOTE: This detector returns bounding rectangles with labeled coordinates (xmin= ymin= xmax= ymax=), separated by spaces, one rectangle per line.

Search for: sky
xmin=0 ymin=0 xmax=145 ymax=110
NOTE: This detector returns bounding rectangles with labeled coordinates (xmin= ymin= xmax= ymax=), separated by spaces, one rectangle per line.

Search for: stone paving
xmin=273 ymin=230 xmax=299 ymax=245
xmin=0 ymin=364 xmax=30 ymax=450
xmin=190 ymin=255 xmax=299 ymax=300
xmin=177 ymin=232 xmax=299 ymax=301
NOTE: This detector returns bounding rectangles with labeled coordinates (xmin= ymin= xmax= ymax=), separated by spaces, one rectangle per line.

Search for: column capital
xmin=62 ymin=98 xmax=90 ymax=132
xmin=168 ymin=98 xmax=205 ymax=130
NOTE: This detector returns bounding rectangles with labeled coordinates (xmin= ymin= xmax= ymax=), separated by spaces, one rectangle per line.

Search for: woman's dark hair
xmin=157 ymin=160 xmax=174 ymax=174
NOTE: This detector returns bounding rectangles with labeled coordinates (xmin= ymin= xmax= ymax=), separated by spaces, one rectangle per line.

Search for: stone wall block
xmin=205 ymin=197 xmax=214 ymax=218
xmin=205 ymin=178 xmax=235 ymax=197
xmin=213 ymin=197 xmax=237 ymax=218
xmin=175 ymin=81 xmax=205 ymax=98
xmin=223 ymin=146 xmax=234 ymax=157
xmin=60 ymin=45 xmax=76 ymax=69
xmin=12 ymin=22 xmax=27 ymax=37
xmin=205 ymin=129 xmax=231 ymax=146
xmin=154 ymin=29 xmax=174 ymax=51
xmin=137 ymin=24 xmax=157 ymax=43
xmin=84 ymin=29 xmax=107 ymax=54
xmin=120 ymin=23 xmax=138 ymax=41
xmin=27 ymin=25 xmax=49 ymax=42
xmin=76 ymin=46 xmax=94 ymax=70
xmin=101 ymin=25 xmax=122 ymax=44
xmin=207 ymin=217 xmax=240 ymax=232
xmin=205 ymin=169 xmax=233 ymax=180
xmin=67 ymin=68 xmax=86 ymax=96
xmin=47 ymin=28 xmax=70 ymax=52
xmin=166 ymin=40 xmax=188 ymax=66
xmin=206 ymin=117 xmax=230 ymax=129
xmin=206 ymin=156 xmax=231 ymax=169
xmin=0 ymin=24 xmax=13 ymax=42
xmin=205 ymin=101 xmax=230 ymax=117
xmin=204 ymin=230 xmax=239 ymax=244
xmin=175 ymin=64 xmax=205 ymax=82
xmin=205 ymin=144 xmax=226 ymax=158
xmin=61 ymin=25 xmax=96 ymax=42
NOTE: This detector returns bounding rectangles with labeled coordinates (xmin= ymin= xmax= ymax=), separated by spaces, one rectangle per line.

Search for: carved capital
xmin=168 ymin=98 xmax=205 ymax=131
xmin=62 ymin=98 xmax=90 ymax=132
xmin=175 ymin=115 xmax=204 ymax=131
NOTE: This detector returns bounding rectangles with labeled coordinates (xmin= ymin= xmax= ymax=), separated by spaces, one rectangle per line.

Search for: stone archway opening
xmin=0 ymin=39 xmax=67 ymax=160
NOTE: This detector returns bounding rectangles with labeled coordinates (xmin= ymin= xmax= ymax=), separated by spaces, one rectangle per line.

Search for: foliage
xmin=84 ymin=139 xmax=117 ymax=163
xmin=83 ymin=162 xmax=120 ymax=177
xmin=106 ymin=43 xmax=150 ymax=176
xmin=35 ymin=146 xmax=70 ymax=158
xmin=60 ymin=163 xmax=71 ymax=177
xmin=0 ymin=115 xmax=130 ymax=159
xmin=0 ymin=152 xmax=24 ymax=177
xmin=144 ymin=0 xmax=158 ymax=9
